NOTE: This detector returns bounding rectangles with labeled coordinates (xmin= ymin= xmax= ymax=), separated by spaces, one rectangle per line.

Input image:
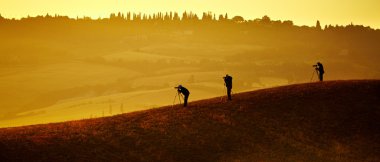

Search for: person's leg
xmin=184 ymin=94 xmax=188 ymax=107
xmin=321 ymin=73 xmax=324 ymax=81
xmin=227 ymin=88 xmax=232 ymax=100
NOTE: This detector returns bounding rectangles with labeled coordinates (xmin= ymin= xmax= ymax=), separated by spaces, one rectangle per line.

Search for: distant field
xmin=0 ymin=43 xmax=300 ymax=127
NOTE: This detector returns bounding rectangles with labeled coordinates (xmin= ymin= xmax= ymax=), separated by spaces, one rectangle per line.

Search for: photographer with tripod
xmin=174 ymin=85 xmax=190 ymax=107
xmin=312 ymin=62 xmax=325 ymax=81
xmin=223 ymin=74 xmax=233 ymax=100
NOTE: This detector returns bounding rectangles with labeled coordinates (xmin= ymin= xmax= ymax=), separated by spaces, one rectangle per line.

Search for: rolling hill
xmin=0 ymin=80 xmax=379 ymax=162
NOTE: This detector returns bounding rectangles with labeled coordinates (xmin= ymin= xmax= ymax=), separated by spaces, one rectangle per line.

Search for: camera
xmin=313 ymin=65 xmax=317 ymax=67
xmin=174 ymin=85 xmax=182 ymax=90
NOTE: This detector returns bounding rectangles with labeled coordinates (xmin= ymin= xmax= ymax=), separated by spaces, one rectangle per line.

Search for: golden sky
xmin=1 ymin=0 xmax=380 ymax=28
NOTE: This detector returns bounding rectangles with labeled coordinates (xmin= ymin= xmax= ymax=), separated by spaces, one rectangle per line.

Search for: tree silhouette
xmin=282 ymin=20 xmax=294 ymax=27
xmin=202 ymin=12 xmax=213 ymax=21
xmin=261 ymin=15 xmax=271 ymax=24
xmin=0 ymin=11 xmax=378 ymax=34
xmin=232 ymin=16 xmax=244 ymax=23
xmin=182 ymin=11 xmax=188 ymax=21
xmin=173 ymin=12 xmax=180 ymax=21
xmin=0 ymin=14 xmax=6 ymax=22
xmin=164 ymin=12 xmax=170 ymax=21
xmin=127 ymin=12 xmax=131 ymax=21
xmin=316 ymin=20 xmax=322 ymax=30
xmin=218 ymin=14 xmax=224 ymax=21
xmin=225 ymin=13 xmax=228 ymax=20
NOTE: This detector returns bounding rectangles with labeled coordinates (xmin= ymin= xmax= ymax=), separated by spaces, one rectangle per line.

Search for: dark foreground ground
xmin=0 ymin=80 xmax=379 ymax=162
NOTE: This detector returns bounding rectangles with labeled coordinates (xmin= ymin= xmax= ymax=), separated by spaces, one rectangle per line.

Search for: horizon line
xmin=0 ymin=12 xmax=378 ymax=30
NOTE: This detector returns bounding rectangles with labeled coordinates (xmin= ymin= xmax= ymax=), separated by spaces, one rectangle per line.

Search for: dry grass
xmin=0 ymin=80 xmax=379 ymax=162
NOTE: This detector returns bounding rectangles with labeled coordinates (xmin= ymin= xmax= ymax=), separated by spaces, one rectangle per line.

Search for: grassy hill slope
xmin=0 ymin=80 xmax=379 ymax=162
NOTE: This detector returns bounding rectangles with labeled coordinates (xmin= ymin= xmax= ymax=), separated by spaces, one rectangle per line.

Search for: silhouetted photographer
xmin=223 ymin=74 xmax=233 ymax=100
xmin=313 ymin=62 xmax=324 ymax=81
xmin=174 ymin=85 xmax=190 ymax=107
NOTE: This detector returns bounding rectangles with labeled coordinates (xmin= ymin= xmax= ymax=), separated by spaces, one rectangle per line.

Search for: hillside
xmin=0 ymin=80 xmax=379 ymax=162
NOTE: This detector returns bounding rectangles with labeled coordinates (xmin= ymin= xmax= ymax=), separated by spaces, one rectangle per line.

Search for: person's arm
xmin=178 ymin=89 xmax=184 ymax=98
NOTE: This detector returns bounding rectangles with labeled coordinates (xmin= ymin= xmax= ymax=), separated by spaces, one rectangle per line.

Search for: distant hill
xmin=0 ymin=80 xmax=379 ymax=162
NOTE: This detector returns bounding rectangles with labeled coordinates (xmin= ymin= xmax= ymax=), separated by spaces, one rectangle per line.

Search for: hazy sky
xmin=1 ymin=0 xmax=379 ymax=28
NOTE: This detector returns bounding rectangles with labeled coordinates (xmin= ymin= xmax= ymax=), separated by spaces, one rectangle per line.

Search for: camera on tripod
xmin=174 ymin=85 xmax=181 ymax=91
xmin=174 ymin=87 xmax=180 ymax=93
xmin=313 ymin=65 xmax=319 ymax=71
xmin=174 ymin=85 xmax=184 ymax=94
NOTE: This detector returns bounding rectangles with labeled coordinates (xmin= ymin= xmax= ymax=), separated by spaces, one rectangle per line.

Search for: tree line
xmin=0 ymin=12 xmax=378 ymax=32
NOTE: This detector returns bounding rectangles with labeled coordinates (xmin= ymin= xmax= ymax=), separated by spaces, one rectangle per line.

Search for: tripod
xmin=172 ymin=91 xmax=182 ymax=108
xmin=220 ymin=85 xmax=233 ymax=102
xmin=310 ymin=68 xmax=319 ymax=82
xmin=220 ymin=86 xmax=226 ymax=102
